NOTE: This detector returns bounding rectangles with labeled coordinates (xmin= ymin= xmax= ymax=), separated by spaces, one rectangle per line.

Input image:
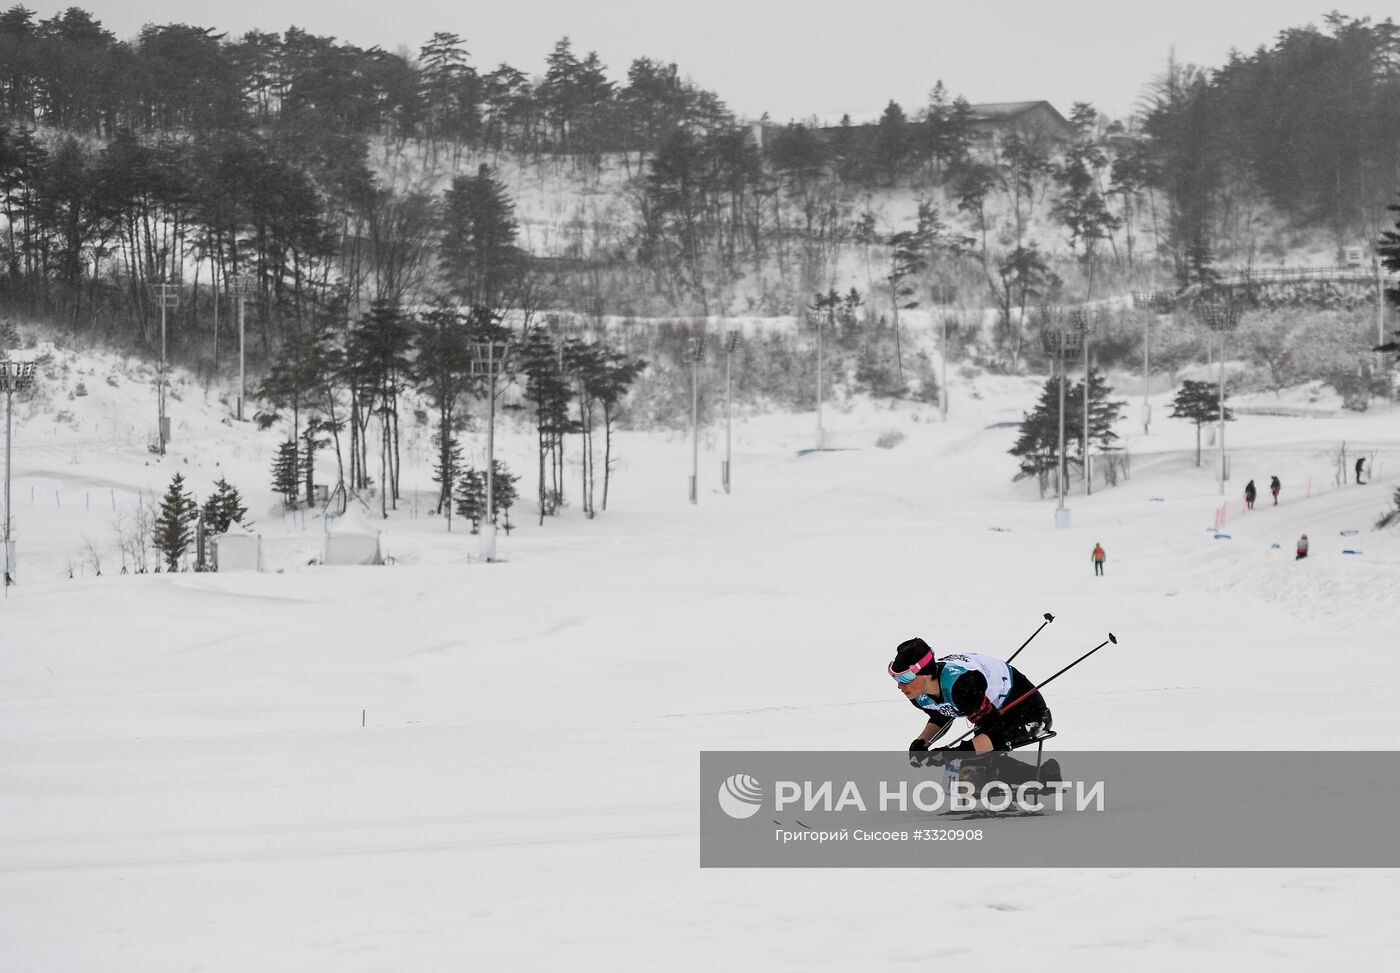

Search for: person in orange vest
xmin=1296 ymin=534 xmax=1309 ymax=560
xmin=1091 ymin=542 xmax=1106 ymax=576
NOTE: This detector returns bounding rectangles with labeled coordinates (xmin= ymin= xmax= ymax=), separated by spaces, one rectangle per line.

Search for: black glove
xmin=908 ymin=738 xmax=930 ymax=752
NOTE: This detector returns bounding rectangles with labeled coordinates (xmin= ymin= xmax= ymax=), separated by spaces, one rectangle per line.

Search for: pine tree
xmin=563 ymin=338 xmax=606 ymax=517
xmin=151 ymin=473 xmax=198 ymax=572
xmin=413 ymin=302 xmax=473 ymax=514
xmin=203 ymin=477 xmax=248 ymax=535
xmin=592 ymin=346 xmax=646 ymax=511
xmin=490 ymin=459 xmax=519 ymax=532
xmin=255 ymin=325 xmax=340 ymax=505
xmin=271 ymin=440 xmax=300 ymax=506
xmin=454 ymin=469 xmax=486 ymax=532
xmin=431 ymin=427 xmax=464 ymax=514
xmin=520 ymin=328 xmax=577 ymax=522
xmin=439 ymin=164 xmax=522 ymax=309
xmin=1069 ymin=367 xmax=1127 ymax=459
xmin=300 ymin=418 xmax=332 ymax=505
xmin=1170 ymin=379 xmax=1234 ymax=466
xmin=1009 ymin=377 xmax=1066 ymax=498
xmin=910 ymin=349 xmax=940 ymax=405
xmin=348 ymin=301 xmax=415 ymax=514
xmin=874 ymin=100 xmax=911 ymax=186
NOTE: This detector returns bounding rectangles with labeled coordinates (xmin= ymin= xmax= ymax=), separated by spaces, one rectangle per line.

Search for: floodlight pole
xmin=1074 ymin=309 xmax=1092 ymax=496
xmin=1379 ymin=254 xmax=1387 ymax=349
xmin=723 ymin=329 xmax=739 ymax=493
xmin=816 ymin=309 xmax=826 ymax=450
xmin=3 ymin=361 xmax=36 ymax=590
xmin=4 ymin=379 xmax=13 ymax=588
xmin=238 ymin=284 xmax=246 ymax=421
xmin=689 ymin=337 xmax=705 ymax=503
xmin=158 ymin=291 xmax=167 ymax=456
xmin=483 ymin=341 xmax=497 ymax=560
xmin=1378 ymin=255 xmax=1388 ymax=396
xmin=1042 ymin=307 xmax=1069 ymax=516
xmin=1218 ymin=323 xmax=1227 ymax=496
xmin=212 ymin=274 xmax=219 ymax=372
xmin=934 ymin=286 xmax=955 ymax=422
xmin=1202 ymin=303 xmax=1237 ymax=496
xmin=1056 ymin=335 xmax=1067 ymax=512
xmin=152 ymin=282 xmax=179 ymax=453
xmin=472 ymin=338 xmax=509 ymax=562
xmin=231 ymin=271 xmax=255 ymax=422
xmin=941 ymin=311 xmax=948 ymax=421
xmin=1143 ymin=307 xmax=1151 ymax=434
xmin=691 ymin=357 xmax=698 ymax=502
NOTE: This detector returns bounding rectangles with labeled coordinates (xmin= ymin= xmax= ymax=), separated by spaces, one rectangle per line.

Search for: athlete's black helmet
xmin=889 ymin=637 xmax=936 ymax=680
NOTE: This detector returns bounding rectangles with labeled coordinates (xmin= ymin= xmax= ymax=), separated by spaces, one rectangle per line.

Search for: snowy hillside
xmin=2 ymin=335 xmax=1399 ymax=970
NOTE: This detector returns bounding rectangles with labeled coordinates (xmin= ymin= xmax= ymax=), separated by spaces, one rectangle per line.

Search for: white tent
xmin=213 ymin=526 xmax=261 ymax=572
xmin=323 ymin=504 xmax=383 ymax=566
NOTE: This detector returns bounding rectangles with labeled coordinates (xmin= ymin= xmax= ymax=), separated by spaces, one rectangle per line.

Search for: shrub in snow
xmin=1377 ymin=488 xmax=1400 ymax=530
xmin=875 ymin=429 xmax=906 ymax=449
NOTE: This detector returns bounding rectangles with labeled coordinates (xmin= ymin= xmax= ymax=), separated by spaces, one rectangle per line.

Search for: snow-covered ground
xmin=2 ymin=338 xmax=1399 ymax=970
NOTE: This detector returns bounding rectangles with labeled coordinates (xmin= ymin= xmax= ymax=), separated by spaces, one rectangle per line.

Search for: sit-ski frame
xmin=1015 ymin=729 xmax=1057 ymax=782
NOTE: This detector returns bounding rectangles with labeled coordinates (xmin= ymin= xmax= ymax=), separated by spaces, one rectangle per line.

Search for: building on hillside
xmin=962 ymin=101 xmax=1078 ymax=144
xmin=744 ymin=100 xmax=1077 ymax=153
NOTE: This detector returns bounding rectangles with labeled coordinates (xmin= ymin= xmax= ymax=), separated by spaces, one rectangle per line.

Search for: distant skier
xmin=1244 ymin=480 xmax=1257 ymax=510
xmin=890 ymin=639 xmax=1057 ymax=781
xmin=1296 ymin=534 xmax=1309 ymax=560
xmin=1355 ymin=457 xmax=1365 ymax=484
xmin=1270 ymin=476 xmax=1281 ymax=506
xmin=1091 ymin=542 xmax=1106 ymax=576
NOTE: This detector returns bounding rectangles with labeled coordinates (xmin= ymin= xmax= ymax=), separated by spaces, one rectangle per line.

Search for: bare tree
xmin=80 ymin=536 xmax=103 ymax=576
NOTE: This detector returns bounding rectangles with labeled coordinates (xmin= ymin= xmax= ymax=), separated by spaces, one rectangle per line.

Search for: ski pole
xmin=1006 ymin=612 xmax=1055 ymax=665
xmin=925 ymin=721 xmax=957 ymax=746
xmin=998 ymin=633 xmax=1116 ymax=719
xmin=937 ymin=633 xmax=1117 ymax=751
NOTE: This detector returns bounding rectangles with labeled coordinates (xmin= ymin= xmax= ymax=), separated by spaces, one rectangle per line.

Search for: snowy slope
xmin=1 ymin=338 xmax=1399 ymax=971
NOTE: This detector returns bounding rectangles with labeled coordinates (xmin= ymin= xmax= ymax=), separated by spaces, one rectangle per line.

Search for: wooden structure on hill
xmin=745 ymin=100 xmax=1077 ymax=152
xmin=962 ymin=101 xmax=1077 ymax=144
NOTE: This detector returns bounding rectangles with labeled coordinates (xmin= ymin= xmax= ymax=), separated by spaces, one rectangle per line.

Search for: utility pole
xmin=1131 ymin=291 xmax=1159 ymax=435
xmin=689 ymin=336 xmax=706 ymax=503
xmin=472 ymin=338 xmax=510 ymax=562
xmin=232 ymin=272 xmax=255 ymax=421
xmin=1378 ymin=253 xmax=1387 ymax=350
xmin=1071 ymin=308 xmax=1096 ymax=495
xmin=212 ymin=273 xmax=219 ymax=372
xmin=932 ymin=285 xmax=956 ymax=421
xmin=1041 ymin=306 xmax=1082 ymax=528
xmin=153 ymin=282 xmax=180 ymax=455
xmin=809 ymin=290 xmax=841 ymax=451
xmin=723 ymin=330 xmax=740 ymax=493
xmin=1378 ymin=254 xmax=1389 ymax=396
xmin=1203 ymin=302 xmax=1240 ymax=496
xmin=2 ymin=360 xmax=36 ymax=590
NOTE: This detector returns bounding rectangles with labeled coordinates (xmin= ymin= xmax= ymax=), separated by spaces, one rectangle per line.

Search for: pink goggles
xmin=888 ymin=650 xmax=934 ymax=684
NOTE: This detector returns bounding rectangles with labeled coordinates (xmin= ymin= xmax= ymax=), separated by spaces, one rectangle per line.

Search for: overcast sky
xmin=80 ymin=1 xmax=1394 ymax=122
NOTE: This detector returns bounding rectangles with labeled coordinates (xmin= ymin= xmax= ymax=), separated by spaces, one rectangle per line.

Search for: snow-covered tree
xmin=152 ymin=473 xmax=198 ymax=571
